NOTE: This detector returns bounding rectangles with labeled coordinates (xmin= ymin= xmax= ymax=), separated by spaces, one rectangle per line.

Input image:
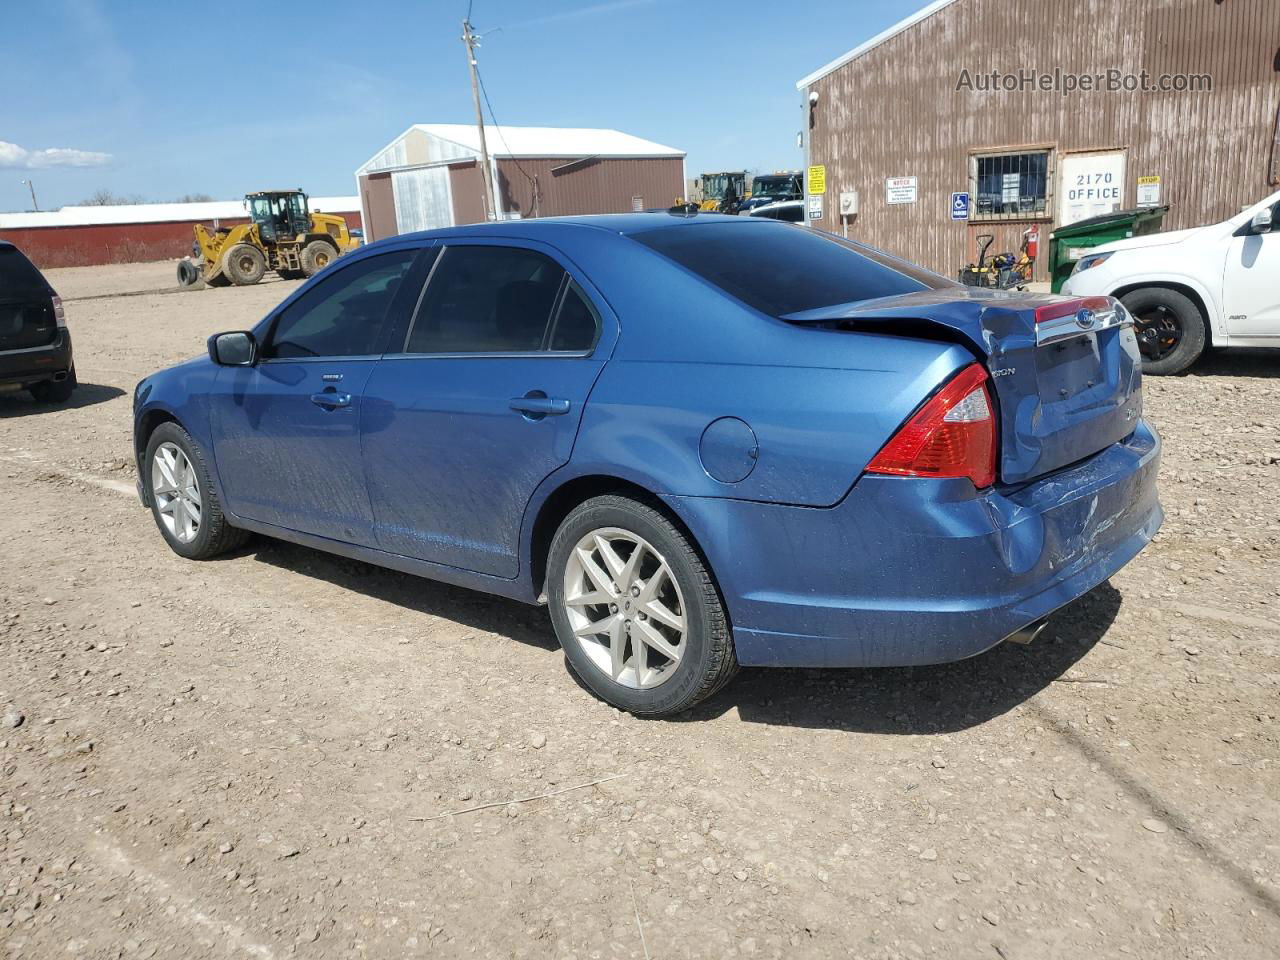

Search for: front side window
xmin=262 ymin=249 xmax=416 ymax=359
xmin=970 ymin=149 xmax=1052 ymax=221
xmin=406 ymin=245 xmax=566 ymax=354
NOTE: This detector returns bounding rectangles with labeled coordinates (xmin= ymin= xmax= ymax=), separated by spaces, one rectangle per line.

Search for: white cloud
xmin=0 ymin=140 xmax=112 ymax=169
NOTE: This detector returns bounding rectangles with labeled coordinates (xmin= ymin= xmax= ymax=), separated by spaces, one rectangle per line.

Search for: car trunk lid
xmin=783 ymin=288 xmax=1144 ymax=485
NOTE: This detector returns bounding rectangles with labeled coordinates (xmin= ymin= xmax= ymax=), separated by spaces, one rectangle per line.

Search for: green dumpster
xmin=1049 ymin=205 xmax=1170 ymax=293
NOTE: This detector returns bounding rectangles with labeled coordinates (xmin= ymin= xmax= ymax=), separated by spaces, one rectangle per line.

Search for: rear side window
xmin=263 ymin=249 xmax=415 ymax=359
xmin=631 ymin=221 xmax=950 ymax=317
xmin=407 ymin=245 xmax=565 ymax=354
xmin=549 ymin=282 xmax=600 ymax=352
xmin=0 ymin=246 xmax=50 ymax=294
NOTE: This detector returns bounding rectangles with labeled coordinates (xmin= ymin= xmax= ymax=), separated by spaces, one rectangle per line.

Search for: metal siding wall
xmin=804 ymin=0 xmax=1280 ymax=281
xmin=494 ymin=157 xmax=684 ymax=218
xmin=359 ymin=174 xmax=397 ymax=241
xmin=449 ymin=163 xmax=487 ymax=225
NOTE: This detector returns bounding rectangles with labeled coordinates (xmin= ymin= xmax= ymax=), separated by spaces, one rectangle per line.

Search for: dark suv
xmin=0 ymin=241 xmax=75 ymax=403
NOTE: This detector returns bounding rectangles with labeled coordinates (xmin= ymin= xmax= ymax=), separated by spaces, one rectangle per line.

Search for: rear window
xmin=631 ymin=221 xmax=950 ymax=317
xmin=0 ymin=246 xmax=50 ymax=294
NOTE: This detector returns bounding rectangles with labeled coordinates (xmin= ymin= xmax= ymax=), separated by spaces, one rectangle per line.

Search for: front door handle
xmin=310 ymin=391 xmax=352 ymax=409
xmin=509 ymin=394 xmax=571 ymax=418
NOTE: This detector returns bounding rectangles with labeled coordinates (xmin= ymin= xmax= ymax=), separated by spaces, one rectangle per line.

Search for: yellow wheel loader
xmin=177 ymin=190 xmax=358 ymax=288
xmin=695 ymin=172 xmax=748 ymax=213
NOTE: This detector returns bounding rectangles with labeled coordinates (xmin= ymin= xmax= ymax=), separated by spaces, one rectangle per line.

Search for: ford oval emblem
xmin=1075 ymin=308 xmax=1097 ymax=330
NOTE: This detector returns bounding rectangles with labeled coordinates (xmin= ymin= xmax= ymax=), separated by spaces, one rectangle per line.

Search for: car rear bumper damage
xmin=0 ymin=330 xmax=73 ymax=387
xmin=665 ymin=419 xmax=1162 ymax=668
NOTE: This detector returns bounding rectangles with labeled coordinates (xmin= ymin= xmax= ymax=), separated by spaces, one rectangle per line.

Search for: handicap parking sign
xmin=951 ymin=192 xmax=970 ymax=221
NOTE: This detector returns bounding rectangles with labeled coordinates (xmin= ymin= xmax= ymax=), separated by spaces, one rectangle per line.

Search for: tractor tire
xmin=300 ymin=240 xmax=338 ymax=278
xmin=224 ymin=244 xmax=267 ymax=286
xmin=176 ymin=259 xmax=200 ymax=287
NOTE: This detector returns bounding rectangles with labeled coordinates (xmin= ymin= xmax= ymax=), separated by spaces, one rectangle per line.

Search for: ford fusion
xmin=133 ymin=215 xmax=1161 ymax=717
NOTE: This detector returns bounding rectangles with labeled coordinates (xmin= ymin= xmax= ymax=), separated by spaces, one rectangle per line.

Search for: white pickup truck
xmin=1064 ymin=190 xmax=1280 ymax=374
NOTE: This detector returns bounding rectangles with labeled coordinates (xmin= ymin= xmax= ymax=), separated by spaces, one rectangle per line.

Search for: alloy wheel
xmin=152 ymin=442 xmax=202 ymax=543
xmin=562 ymin=528 xmax=687 ymax=689
xmin=1134 ymin=305 xmax=1183 ymax=361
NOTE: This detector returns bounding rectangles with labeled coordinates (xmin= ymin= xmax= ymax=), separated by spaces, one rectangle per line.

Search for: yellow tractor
xmin=177 ymin=190 xmax=358 ymax=287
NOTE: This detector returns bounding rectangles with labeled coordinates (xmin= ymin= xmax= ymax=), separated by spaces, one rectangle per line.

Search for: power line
xmin=475 ymin=64 xmax=541 ymax=218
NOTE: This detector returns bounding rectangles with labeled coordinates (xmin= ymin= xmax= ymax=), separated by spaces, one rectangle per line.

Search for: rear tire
xmin=546 ymin=495 xmax=738 ymax=717
xmin=300 ymin=240 xmax=337 ymax=277
xmin=144 ymin=421 xmax=249 ymax=560
xmin=29 ymin=367 xmax=76 ymax=404
xmin=223 ymin=244 xmax=266 ymax=286
xmin=1121 ymin=287 xmax=1206 ymax=376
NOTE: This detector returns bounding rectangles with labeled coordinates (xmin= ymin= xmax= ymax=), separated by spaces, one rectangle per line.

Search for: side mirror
xmin=1251 ymin=209 xmax=1274 ymax=235
xmin=208 ymin=331 xmax=256 ymax=366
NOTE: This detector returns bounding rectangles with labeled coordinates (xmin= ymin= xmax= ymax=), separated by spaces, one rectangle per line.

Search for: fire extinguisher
xmin=1024 ymin=225 xmax=1040 ymax=261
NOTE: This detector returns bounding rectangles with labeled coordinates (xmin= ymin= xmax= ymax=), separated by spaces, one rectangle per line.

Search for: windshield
xmin=631 ymin=221 xmax=950 ymax=317
xmin=751 ymin=176 xmax=800 ymax=198
xmin=248 ymin=196 xmax=272 ymax=221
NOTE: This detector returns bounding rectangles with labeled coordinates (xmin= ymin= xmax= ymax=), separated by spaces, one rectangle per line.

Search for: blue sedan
xmin=133 ymin=214 xmax=1161 ymax=717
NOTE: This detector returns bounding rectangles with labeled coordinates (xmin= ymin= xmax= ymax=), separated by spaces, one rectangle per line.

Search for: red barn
xmin=0 ymin=197 xmax=363 ymax=269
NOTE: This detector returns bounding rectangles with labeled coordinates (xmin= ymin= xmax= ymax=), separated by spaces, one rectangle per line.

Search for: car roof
xmin=394 ymin=212 xmax=776 ymax=245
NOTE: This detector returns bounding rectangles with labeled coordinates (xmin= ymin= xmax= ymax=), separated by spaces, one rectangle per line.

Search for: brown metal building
xmin=797 ymin=0 xmax=1280 ymax=281
xmin=355 ymin=125 xmax=685 ymax=240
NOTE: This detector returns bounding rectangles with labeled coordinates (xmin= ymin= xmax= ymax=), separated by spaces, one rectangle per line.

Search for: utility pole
xmin=20 ymin=179 xmax=38 ymax=211
xmin=462 ymin=18 xmax=497 ymax=221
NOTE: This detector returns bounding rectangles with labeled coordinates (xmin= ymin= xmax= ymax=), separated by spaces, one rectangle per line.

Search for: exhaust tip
xmin=52 ymin=371 xmax=68 ymax=382
xmin=1005 ymin=618 xmax=1048 ymax=646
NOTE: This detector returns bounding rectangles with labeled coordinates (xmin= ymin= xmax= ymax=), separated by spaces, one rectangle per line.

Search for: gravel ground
xmin=1 ymin=261 xmax=1278 ymax=959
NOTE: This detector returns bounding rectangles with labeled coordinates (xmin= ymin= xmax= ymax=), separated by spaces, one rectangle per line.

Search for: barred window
xmin=969 ymin=150 xmax=1053 ymax=221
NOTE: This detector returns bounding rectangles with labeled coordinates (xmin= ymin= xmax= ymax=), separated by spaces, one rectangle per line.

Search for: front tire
xmin=300 ymin=240 xmax=337 ymax=277
xmin=223 ymin=244 xmax=266 ymax=286
xmin=144 ymin=422 xmax=248 ymax=560
xmin=1121 ymin=287 xmax=1206 ymax=375
xmin=546 ymin=495 xmax=737 ymax=717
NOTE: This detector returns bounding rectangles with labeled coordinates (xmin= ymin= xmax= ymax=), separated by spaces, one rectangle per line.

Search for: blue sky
xmin=2 ymin=0 xmax=916 ymax=212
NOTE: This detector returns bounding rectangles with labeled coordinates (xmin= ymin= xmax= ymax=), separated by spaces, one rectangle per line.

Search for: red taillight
xmin=51 ymin=295 xmax=67 ymax=329
xmin=865 ymin=363 xmax=997 ymax=489
xmin=1034 ymin=295 xmax=1112 ymax=326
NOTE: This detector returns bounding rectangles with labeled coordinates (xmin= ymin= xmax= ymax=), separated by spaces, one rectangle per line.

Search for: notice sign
xmin=807 ymin=165 xmax=827 ymax=195
xmin=807 ymin=195 xmax=824 ymax=220
xmin=1001 ymin=173 xmax=1020 ymax=204
xmin=1060 ymin=151 xmax=1126 ymax=226
xmin=886 ymin=177 xmax=918 ymax=204
xmin=1137 ymin=175 xmax=1161 ymax=207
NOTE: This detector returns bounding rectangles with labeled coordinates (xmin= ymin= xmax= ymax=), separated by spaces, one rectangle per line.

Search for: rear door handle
xmin=310 ymin=391 xmax=352 ymax=409
xmin=509 ymin=395 xmax=571 ymax=417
